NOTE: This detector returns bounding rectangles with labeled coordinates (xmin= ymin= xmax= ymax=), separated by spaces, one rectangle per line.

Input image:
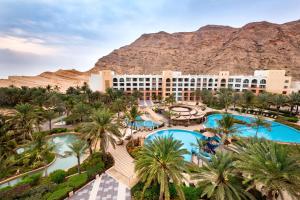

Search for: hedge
xmin=46 ymin=186 xmax=73 ymax=200
xmin=67 ymin=173 xmax=88 ymax=188
xmin=275 ymin=118 xmax=300 ymax=131
xmin=49 ymin=170 xmax=67 ymax=184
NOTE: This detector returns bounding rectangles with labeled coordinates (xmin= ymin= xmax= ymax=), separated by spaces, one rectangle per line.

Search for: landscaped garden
xmin=0 ymin=85 xmax=300 ymax=199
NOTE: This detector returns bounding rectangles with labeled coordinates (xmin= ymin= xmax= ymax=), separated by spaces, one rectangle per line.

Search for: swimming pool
xmin=0 ymin=134 xmax=86 ymax=188
xmin=146 ymin=129 xmax=208 ymax=161
xmin=204 ymin=114 xmax=300 ymax=143
xmin=128 ymin=116 xmax=160 ymax=129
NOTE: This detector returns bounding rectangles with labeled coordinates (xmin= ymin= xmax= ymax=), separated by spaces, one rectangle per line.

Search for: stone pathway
xmin=69 ymin=180 xmax=95 ymax=200
xmin=70 ymin=173 xmax=131 ymax=200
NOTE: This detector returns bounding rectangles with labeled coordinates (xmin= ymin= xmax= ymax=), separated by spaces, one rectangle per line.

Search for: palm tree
xmin=193 ymin=89 xmax=202 ymax=104
xmin=217 ymin=88 xmax=233 ymax=112
xmin=236 ymin=139 xmax=300 ymax=200
xmin=72 ymin=102 xmax=91 ymax=122
xmin=11 ymin=103 xmax=37 ymax=141
xmin=192 ymin=152 xmax=254 ymax=200
xmin=191 ymin=138 xmax=208 ymax=165
xmin=112 ymin=98 xmax=126 ymax=120
xmin=255 ymin=92 xmax=272 ymax=113
xmin=164 ymin=109 xmax=175 ymax=127
xmin=272 ymin=94 xmax=287 ymax=115
xmin=135 ymin=136 xmax=189 ymax=200
xmin=232 ymin=92 xmax=241 ymax=109
xmin=165 ymin=93 xmax=176 ymax=106
xmin=43 ymin=109 xmax=57 ymax=131
xmin=249 ymin=116 xmax=271 ymax=137
xmin=215 ymin=114 xmax=238 ymax=144
xmin=126 ymin=106 xmax=142 ymax=136
xmin=288 ymin=92 xmax=300 ymax=115
xmin=80 ymin=108 xmax=121 ymax=160
xmin=241 ymin=90 xmax=255 ymax=111
xmin=67 ymin=140 xmax=87 ymax=174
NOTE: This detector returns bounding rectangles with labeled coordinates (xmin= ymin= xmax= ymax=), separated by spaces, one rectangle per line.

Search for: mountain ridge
xmin=1 ymin=19 xmax=300 ymax=91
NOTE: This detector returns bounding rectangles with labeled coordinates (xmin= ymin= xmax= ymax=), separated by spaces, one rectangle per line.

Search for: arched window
xmin=260 ymin=79 xmax=266 ymax=84
xmin=190 ymin=78 xmax=195 ymax=82
xmin=208 ymin=78 xmax=213 ymax=82
xmin=113 ymin=78 xmax=118 ymax=82
xmin=251 ymin=79 xmax=257 ymax=84
xmin=221 ymin=79 xmax=226 ymax=83
xmin=166 ymin=78 xmax=171 ymax=82
xmin=243 ymin=79 xmax=249 ymax=83
xmin=119 ymin=78 xmax=124 ymax=82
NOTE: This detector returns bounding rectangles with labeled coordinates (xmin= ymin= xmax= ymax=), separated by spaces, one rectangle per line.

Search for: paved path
xmin=70 ymin=173 xmax=131 ymax=200
xmin=106 ymin=142 xmax=138 ymax=188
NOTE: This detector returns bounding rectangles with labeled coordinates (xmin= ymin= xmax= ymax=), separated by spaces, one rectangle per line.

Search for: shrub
xmin=49 ymin=170 xmax=66 ymax=184
xmin=67 ymin=173 xmax=88 ymax=189
xmin=275 ymin=118 xmax=300 ymax=131
xmin=182 ymin=186 xmax=202 ymax=200
xmin=281 ymin=116 xmax=299 ymax=123
xmin=87 ymin=163 xmax=105 ymax=179
xmin=21 ymin=173 xmax=42 ymax=186
xmin=205 ymin=111 xmax=222 ymax=116
xmin=50 ymin=128 xmax=68 ymax=134
xmin=46 ymin=186 xmax=73 ymax=200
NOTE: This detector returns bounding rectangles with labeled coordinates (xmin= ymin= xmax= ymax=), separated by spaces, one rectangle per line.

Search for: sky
xmin=0 ymin=0 xmax=299 ymax=78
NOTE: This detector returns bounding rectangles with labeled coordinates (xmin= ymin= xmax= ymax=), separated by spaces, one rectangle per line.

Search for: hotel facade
xmin=89 ymin=69 xmax=296 ymax=101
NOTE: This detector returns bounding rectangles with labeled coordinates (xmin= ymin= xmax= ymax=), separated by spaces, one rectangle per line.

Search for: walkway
xmin=106 ymin=141 xmax=138 ymax=188
xmin=70 ymin=173 xmax=131 ymax=200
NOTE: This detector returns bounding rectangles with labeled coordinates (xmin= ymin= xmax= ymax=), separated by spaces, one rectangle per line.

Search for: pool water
xmin=0 ymin=134 xmax=85 ymax=188
xmin=128 ymin=116 xmax=160 ymax=129
xmin=146 ymin=129 xmax=207 ymax=161
xmin=205 ymin=114 xmax=300 ymax=143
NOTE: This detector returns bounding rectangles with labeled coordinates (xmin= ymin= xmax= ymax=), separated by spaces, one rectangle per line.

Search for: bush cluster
xmin=49 ymin=170 xmax=67 ymax=184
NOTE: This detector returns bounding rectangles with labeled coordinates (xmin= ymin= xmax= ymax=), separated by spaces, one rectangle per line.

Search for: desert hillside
xmin=93 ymin=20 xmax=300 ymax=79
xmin=1 ymin=20 xmax=300 ymax=91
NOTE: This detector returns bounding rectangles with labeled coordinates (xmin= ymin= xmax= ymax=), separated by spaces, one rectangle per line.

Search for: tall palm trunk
xmin=87 ymin=138 xmax=93 ymax=155
xmin=49 ymin=119 xmax=52 ymax=131
xmin=77 ymin=155 xmax=81 ymax=174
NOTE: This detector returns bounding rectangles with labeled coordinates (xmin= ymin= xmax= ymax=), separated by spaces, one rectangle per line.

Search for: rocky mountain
xmin=92 ymin=20 xmax=300 ymax=79
xmin=1 ymin=20 xmax=300 ymax=91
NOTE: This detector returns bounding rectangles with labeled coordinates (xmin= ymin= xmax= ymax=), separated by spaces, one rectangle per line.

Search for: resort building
xmin=89 ymin=69 xmax=294 ymax=101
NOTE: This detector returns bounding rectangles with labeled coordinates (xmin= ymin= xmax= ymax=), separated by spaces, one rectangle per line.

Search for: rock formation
xmin=1 ymin=20 xmax=299 ymax=91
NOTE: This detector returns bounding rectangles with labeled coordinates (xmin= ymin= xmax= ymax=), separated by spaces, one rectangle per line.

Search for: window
xmin=172 ymin=78 xmax=177 ymax=82
xmin=260 ymin=79 xmax=266 ymax=84
xmin=126 ymin=78 xmax=131 ymax=82
xmin=119 ymin=78 xmax=124 ymax=82
xmin=184 ymin=78 xmax=189 ymax=82
xmin=235 ymin=84 xmax=241 ymax=87
xmin=146 ymin=78 xmax=150 ymax=81
xmin=133 ymin=78 xmax=137 ymax=81
xmin=243 ymin=79 xmax=249 ymax=83
xmin=235 ymin=79 xmax=241 ymax=83
xmin=229 ymin=78 xmax=234 ymax=82
xmin=139 ymin=78 xmax=143 ymax=81
xmin=113 ymin=78 xmax=118 ymax=82
xmin=285 ymin=80 xmax=289 ymax=83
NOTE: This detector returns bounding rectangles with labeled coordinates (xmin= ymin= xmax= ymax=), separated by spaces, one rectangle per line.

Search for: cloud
xmin=0 ymin=35 xmax=60 ymax=55
xmin=0 ymin=0 xmax=299 ymax=78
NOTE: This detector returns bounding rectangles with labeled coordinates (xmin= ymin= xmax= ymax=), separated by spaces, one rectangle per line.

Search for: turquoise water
xmin=128 ymin=116 xmax=160 ymax=129
xmin=146 ymin=129 xmax=208 ymax=161
xmin=205 ymin=114 xmax=300 ymax=143
xmin=0 ymin=134 xmax=84 ymax=188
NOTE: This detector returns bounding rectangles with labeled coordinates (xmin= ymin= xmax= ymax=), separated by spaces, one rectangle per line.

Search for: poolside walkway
xmin=69 ymin=173 xmax=131 ymax=200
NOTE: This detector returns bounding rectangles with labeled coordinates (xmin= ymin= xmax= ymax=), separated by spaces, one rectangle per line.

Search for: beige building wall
xmin=264 ymin=70 xmax=291 ymax=94
xmin=217 ymin=71 xmax=230 ymax=88
xmin=162 ymin=70 xmax=175 ymax=99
